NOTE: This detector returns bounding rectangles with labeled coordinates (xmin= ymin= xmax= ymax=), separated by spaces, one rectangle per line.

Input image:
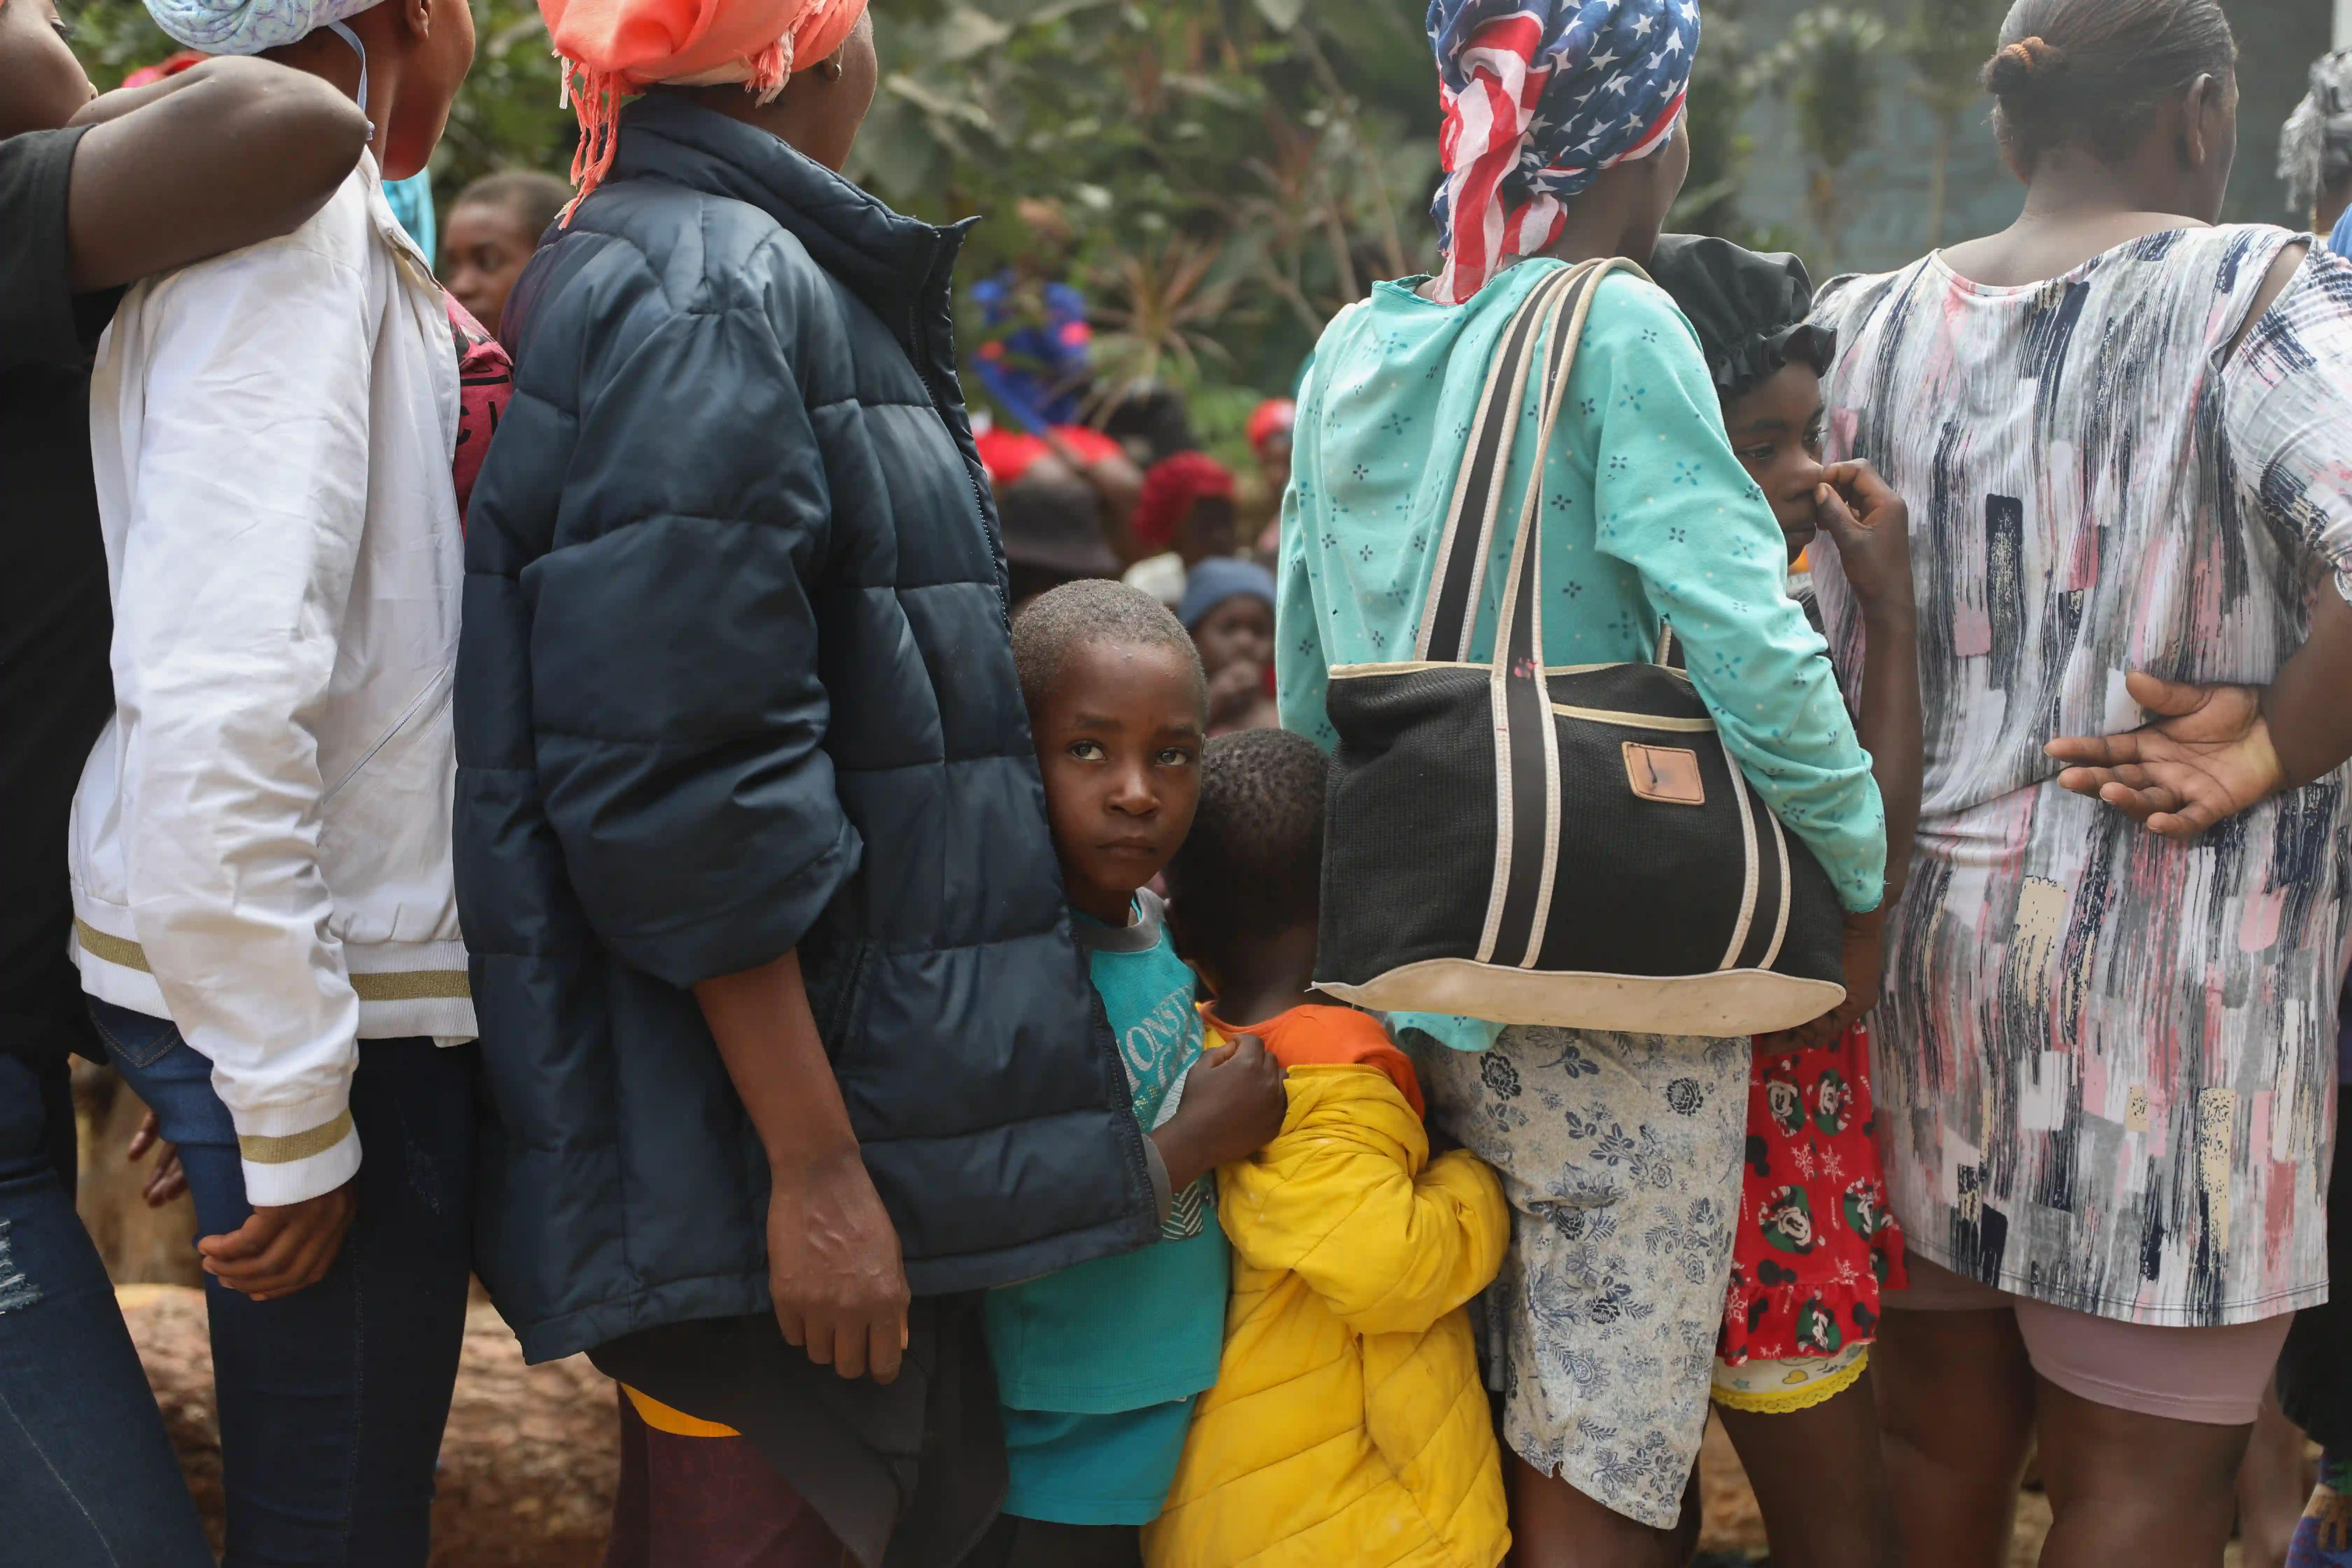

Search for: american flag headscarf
xmin=1427 ymin=0 xmax=1699 ymax=304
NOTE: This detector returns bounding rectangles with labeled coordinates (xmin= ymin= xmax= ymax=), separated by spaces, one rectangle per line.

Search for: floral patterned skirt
xmin=1413 ymin=1025 xmax=1750 ymax=1531
xmin=1717 ymin=1020 xmax=1906 ymax=1373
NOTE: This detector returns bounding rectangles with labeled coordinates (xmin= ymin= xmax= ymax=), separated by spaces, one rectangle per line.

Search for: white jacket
xmin=72 ymin=156 xmax=472 ymax=1206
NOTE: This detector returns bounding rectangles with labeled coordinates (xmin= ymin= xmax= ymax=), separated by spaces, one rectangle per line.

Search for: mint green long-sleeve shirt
xmin=1278 ymin=262 xmax=1884 ymax=1047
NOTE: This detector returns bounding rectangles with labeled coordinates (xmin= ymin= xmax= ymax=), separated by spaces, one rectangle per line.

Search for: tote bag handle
xmin=1422 ymin=258 xmax=1644 ymax=971
xmin=1414 ymin=257 xmax=1647 ymax=667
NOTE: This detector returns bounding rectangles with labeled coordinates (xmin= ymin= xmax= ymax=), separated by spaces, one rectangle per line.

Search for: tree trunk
xmin=1926 ymin=111 xmax=1955 ymax=250
xmin=1809 ymin=167 xmax=1841 ymax=277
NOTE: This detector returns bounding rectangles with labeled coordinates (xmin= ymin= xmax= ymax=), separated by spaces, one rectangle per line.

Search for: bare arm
xmin=2219 ymin=242 xmax=2310 ymax=366
xmin=694 ymin=950 xmax=910 ymax=1384
xmin=63 ymin=57 xmax=367 ymax=292
xmin=2046 ymin=591 xmax=2352 ymax=835
xmin=1817 ymin=461 xmax=1923 ymax=898
xmin=2047 ymin=240 xmax=2352 ymax=835
xmin=2267 ymin=588 xmax=2352 ymax=790
xmin=1759 ymin=462 xmax=1920 ymax=1052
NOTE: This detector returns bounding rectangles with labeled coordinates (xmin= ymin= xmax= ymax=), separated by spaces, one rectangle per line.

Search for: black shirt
xmin=1 ymin=126 xmax=122 ymax=1066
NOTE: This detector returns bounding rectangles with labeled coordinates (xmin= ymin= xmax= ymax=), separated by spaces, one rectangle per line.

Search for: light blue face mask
xmin=323 ymin=18 xmax=372 ymax=140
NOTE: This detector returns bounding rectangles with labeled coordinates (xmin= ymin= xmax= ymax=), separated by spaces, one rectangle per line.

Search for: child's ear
xmin=1162 ymin=891 xmax=1217 ymax=985
xmin=1162 ymin=888 xmax=1193 ymax=952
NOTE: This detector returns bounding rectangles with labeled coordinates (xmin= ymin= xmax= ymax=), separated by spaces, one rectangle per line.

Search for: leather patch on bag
xmin=1623 ymin=742 xmax=1706 ymax=805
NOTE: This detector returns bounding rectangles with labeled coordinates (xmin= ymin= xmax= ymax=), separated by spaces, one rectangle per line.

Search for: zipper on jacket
xmin=816 ymin=937 xmax=872 ymax=1062
xmin=910 ymin=301 xmax=1011 ymax=637
xmin=319 ymin=665 xmax=453 ymax=806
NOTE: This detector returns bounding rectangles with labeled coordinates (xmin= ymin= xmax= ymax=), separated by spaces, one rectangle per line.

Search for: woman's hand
xmin=2044 ymin=672 xmax=2283 ymax=837
xmin=127 ymin=1108 xmax=187 ymax=1208
xmin=1814 ymin=461 xmax=1914 ymax=624
xmin=764 ymin=1149 xmax=910 ymax=1385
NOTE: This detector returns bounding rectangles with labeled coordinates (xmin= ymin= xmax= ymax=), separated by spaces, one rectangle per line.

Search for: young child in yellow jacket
xmin=1146 ymin=729 xmax=1512 ymax=1568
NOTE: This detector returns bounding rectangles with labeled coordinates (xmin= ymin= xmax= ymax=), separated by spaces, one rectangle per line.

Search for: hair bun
xmin=1982 ymin=34 xmax=2068 ymax=96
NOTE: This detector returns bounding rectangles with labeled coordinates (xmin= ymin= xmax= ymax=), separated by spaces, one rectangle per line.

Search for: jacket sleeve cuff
xmin=235 ymin=1102 xmax=362 ymax=1207
xmin=1141 ymin=1135 xmax=1174 ymax=1229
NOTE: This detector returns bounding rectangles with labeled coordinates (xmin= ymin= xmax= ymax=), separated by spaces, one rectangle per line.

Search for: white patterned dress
xmin=1811 ymin=229 xmax=2352 ymax=1328
xmin=1414 ymin=1028 xmax=1749 ymax=1528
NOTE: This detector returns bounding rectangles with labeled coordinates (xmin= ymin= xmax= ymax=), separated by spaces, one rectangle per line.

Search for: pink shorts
xmin=1887 ymin=1253 xmax=2293 ymax=1426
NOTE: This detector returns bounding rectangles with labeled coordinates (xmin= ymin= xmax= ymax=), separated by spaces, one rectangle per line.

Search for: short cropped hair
xmin=449 ymin=170 xmax=574 ymax=240
xmin=1011 ymin=578 xmax=1206 ymax=715
xmin=1167 ymin=729 xmax=1330 ymax=945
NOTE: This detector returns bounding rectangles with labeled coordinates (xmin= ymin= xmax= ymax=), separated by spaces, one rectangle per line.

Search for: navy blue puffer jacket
xmin=456 ymin=95 xmax=1157 ymax=1364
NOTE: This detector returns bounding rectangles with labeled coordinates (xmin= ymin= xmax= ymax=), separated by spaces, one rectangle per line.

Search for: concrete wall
xmin=1726 ymin=0 xmax=2335 ymax=277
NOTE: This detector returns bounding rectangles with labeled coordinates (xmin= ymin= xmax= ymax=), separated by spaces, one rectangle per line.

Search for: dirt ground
xmin=120 ymin=1285 xmax=616 ymax=1568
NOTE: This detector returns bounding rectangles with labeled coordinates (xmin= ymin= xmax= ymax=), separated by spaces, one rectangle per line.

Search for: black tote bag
xmin=1314 ymin=258 xmax=1847 ymax=1037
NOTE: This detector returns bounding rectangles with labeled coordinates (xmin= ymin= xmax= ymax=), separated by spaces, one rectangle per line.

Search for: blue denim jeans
xmin=0 ymin=1044 xmax=216 ymax=1567
xmin=89 ymin=998 xmax=477 ymax=1568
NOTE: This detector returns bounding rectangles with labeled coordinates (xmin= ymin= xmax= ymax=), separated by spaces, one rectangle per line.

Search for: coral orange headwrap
xmin=541 ymin=0 xmax=868 ymax=218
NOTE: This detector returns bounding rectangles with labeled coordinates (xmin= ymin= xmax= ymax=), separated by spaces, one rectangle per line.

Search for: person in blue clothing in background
xmin=971 ymin=196 xmax=1094 ymax=432
xmin=382 ymin=167 xmax=435 ymax=259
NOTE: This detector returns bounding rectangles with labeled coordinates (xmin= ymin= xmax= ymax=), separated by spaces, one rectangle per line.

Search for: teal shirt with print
xmin=983 ymin=890 xmax=1227 ymax=1413
xmin=1276 ymin=262 xmax=1886 ymax=1050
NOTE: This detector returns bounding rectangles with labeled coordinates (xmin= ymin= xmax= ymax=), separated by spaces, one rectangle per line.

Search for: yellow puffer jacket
xmin=1142 ymin=1064 xmax=1512 ymax=1568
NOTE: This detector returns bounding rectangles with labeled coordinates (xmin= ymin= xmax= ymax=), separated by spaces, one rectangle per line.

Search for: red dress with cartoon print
xmin=1718 ymin=1020 xmax=1906 ymax=1364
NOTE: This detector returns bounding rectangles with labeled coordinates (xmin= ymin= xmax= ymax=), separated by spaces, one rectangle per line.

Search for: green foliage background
xmin=849 ymin=0 xmax=1445 ymax=443
xmin=60 ymin=0 xmax=2003 ymax=448
xmin=63 ymin=0 xmax=2334 ymax=449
